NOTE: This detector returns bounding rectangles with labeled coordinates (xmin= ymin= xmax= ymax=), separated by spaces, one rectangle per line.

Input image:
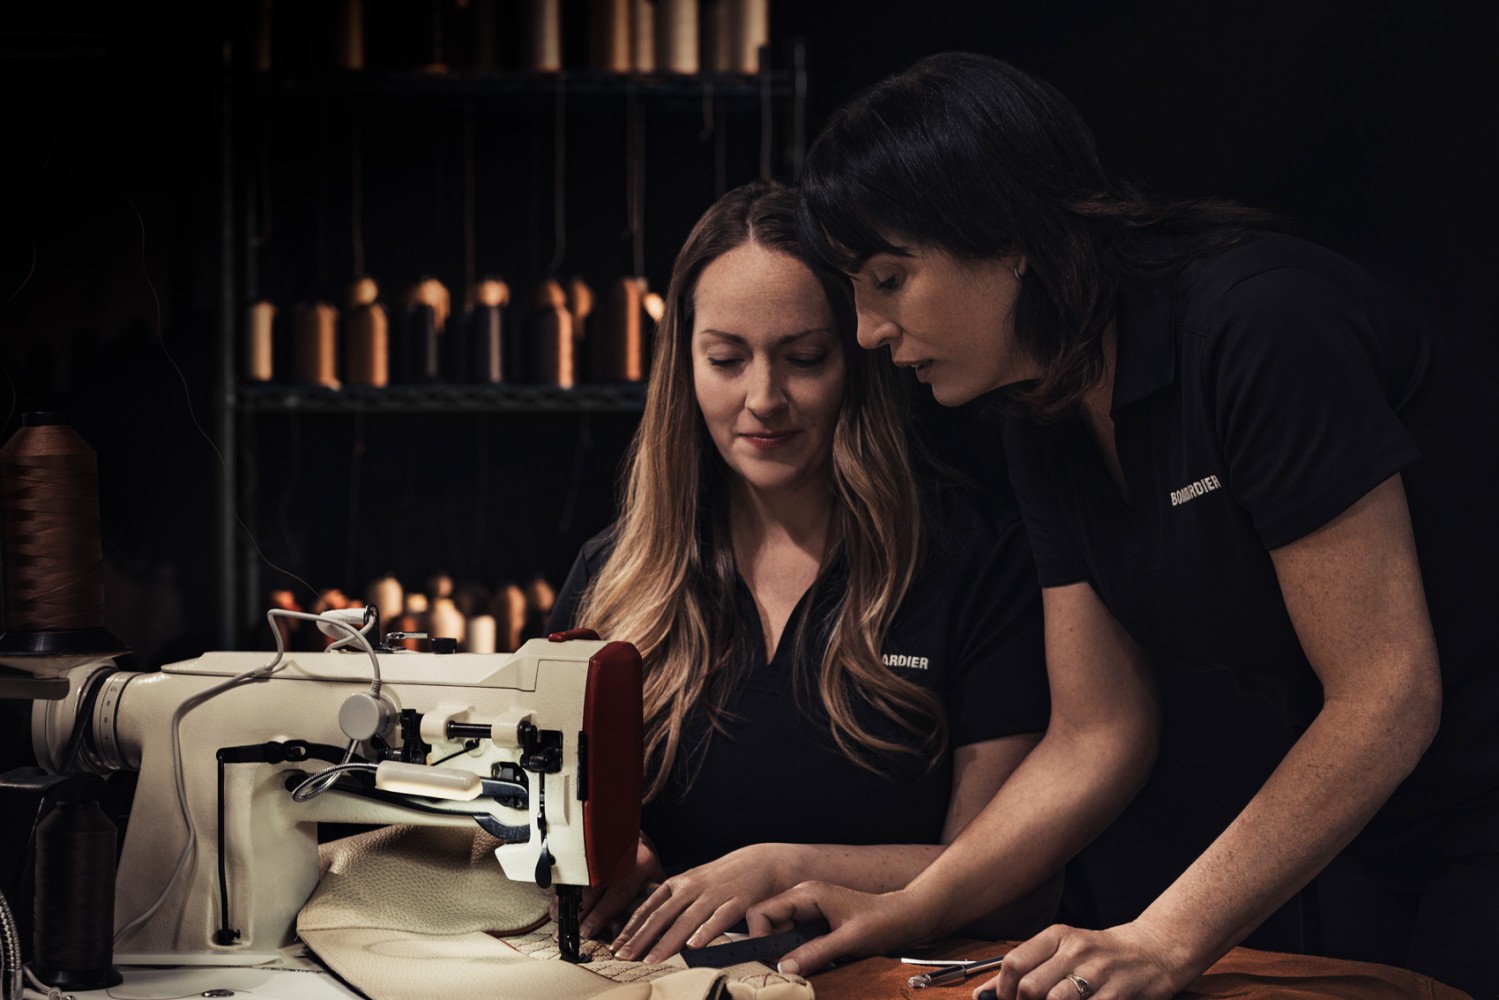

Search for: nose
xmin=745 ymin=358 xmax=789 ymax=417
xmin=855 ymin=302 xmax=898 ymax=351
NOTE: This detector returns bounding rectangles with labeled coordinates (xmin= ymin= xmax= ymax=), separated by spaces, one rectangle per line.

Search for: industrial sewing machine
xmin=11 ymin=616 xmax=643 ymax=972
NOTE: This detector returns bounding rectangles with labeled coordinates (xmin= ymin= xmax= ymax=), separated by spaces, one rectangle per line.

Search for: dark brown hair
xmin=797 ymin=52 xmax=1284 ymax=418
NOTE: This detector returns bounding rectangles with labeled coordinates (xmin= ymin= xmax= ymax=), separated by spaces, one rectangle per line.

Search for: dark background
xmin=2 ymin=0 xmax=1495 ymax=957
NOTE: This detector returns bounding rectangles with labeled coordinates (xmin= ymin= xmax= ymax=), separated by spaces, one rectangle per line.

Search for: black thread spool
xmin=399 ymin=278 xmax=450 ymax=383
xmin=32 ymin=798 xmax=123 ymax=990
xmin=0 ymin=413 xmax=125 ymax=657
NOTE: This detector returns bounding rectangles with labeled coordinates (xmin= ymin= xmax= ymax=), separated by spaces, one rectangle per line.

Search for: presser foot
xmin=556 ymin=884 xmax=588 ymax=963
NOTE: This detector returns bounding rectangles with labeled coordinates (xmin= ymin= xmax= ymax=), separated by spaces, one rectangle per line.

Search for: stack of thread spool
xmin=263 ymin=571 xmax=556 ymax=654
xmin=243 ymin=272 xmax=657 ymax=387
xmin=253 ymin=0 xmax=771 ymax=76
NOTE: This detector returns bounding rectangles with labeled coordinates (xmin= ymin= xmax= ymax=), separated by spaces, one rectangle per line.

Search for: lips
xmin=893 ymin=357 xmax=934 ymax=381
xmin=739 ymin=429 xmax=800 ymax=451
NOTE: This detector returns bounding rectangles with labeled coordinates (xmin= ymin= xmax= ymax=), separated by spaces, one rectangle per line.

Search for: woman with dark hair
xmin=746 ymin=52 xmax=1499 ymax=1000
xmin=545 ymin=179 xmax=1057 ymax=962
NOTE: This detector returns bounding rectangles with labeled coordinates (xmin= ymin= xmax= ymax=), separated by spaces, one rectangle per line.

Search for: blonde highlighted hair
xmin=576 ymin=181 xmax=945 ymax=801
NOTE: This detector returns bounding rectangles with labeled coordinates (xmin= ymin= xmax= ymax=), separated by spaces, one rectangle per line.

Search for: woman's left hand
xmin=976 ymin=921 xmax=1193 ymax=1000
xmin=611 ymin=843 xmax=805 ymax=962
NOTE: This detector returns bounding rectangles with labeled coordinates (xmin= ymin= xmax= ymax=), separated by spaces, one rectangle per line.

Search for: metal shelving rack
xmin=213 ymin=40 xmax=807 ymax=647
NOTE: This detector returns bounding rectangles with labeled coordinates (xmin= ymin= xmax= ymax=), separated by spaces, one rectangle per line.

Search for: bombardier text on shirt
xmin=883 ymin=653 xmax=930 ymax=670
xmin=1169 ymin=475 xmax=1223 ymax=507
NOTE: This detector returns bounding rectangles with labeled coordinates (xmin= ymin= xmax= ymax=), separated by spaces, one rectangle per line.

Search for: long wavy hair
xmin=575 ymin=181 xmax=945 ymax=801
xmin=796 ymin=51 xmax=1286 ymax=419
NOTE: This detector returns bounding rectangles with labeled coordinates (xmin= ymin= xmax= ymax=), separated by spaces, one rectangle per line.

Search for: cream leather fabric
xmin=297 ymin=825 xmax=814 ymax=1000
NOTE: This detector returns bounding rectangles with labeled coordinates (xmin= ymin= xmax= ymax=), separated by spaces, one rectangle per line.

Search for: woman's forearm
xmin=776 ymin=842 xmax=943 ymax=894
xmin=1133 ymin=688 xmax=1439 ymax=976
xmin=897 ymin=716 xmax=1158 ymax=940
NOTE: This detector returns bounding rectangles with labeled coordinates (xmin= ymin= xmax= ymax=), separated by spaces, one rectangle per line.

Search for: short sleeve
xmin=1003 ymin=415 xmax=1089 ymax=588
xmin=1208 ymin=268 xmax=1421 ymax=550
xmin=942 ymin=510 xmax=1051 ymax=747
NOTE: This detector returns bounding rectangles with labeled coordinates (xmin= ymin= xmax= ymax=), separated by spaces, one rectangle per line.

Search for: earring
xmin=1011 ymin=264 xmax=1023 ymax=282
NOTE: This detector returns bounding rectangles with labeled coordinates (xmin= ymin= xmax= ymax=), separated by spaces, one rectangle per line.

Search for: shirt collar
xmin=1110 ymin=266 xmax=1179 ymax=414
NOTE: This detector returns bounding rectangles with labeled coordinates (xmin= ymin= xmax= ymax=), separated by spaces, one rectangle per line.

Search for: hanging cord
xmin=0 ymin=239 xmax=36 ymax=434
xmin=759 ymin=56 xmax=772 ymax=181
xmin=556 ymin=410 xmax=592 ymax=535
xmin=112 ymin=608 xmax=381 ymax=945
xmin=469 ymin=414 xmax=489 ymax=580
xmin=350 ymin=112 xmax=364 ymax=279
xmin=275 ymin=413 xmax=304 ymax=573
xmin=546 ymin=75 xmax=568 ymax=278
xmin=315 ymin=96 xmax=330 ymax=291
xmin=2 ymin=133 xmax=55 ymax=438
xmin=463 ymin=100 xmax=475 ymax=294
xmin=625 ymin=81 xmax=645 ymax=276
xmin=119 ymin=176 xmax=318 ymax=605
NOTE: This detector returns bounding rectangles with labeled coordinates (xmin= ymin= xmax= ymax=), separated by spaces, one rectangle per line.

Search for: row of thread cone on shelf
xmin=267 ymin=571 xmax=558 ymax=654
xmin=250 ymin=0 xmax=772 ymax=78
xmin=247 ymin=273 xmax=663 ymax=389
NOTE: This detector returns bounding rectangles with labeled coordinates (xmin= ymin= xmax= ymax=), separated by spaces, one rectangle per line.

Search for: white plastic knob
xmin=339 ymin=691 xmax=392 ymax=741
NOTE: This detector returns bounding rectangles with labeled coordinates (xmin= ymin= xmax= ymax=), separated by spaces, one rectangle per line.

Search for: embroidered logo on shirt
xmin=1169 ymin=475 xmax=1223 ymax=507
xmin=883 ymin=653 xmax=930 ymax=670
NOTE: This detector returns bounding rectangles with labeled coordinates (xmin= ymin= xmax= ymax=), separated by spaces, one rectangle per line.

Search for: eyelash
xmin=704 ymin=354 xmax=828 ymax=369
xmin=873 ymin=274 xmax=900 ymax=291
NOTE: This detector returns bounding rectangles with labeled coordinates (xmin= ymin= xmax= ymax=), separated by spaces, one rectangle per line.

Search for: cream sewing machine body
xmin=27 ymin=632 xmax=643 ymax=967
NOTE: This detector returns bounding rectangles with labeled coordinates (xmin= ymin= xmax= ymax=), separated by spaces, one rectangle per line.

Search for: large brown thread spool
xmin=730 ymin=0 xmax=767 ymax=74
xmin=530 ymin=280 xmax=575 ymax=387
xmin=526 ymin=0 xmax=563 ymax=72
xmin=246 ymin=300 xmax=276 ymax=382
xmin=701 ymin=0 xmax=733 ymax=73
xmin=32 ymin=797 xmax=122 ymax=990
xmin=336 ymin=0 xmax=365 ymax=69
xmin=293 ymin=301 xmax=341 ymax=388
xmin=593 ymin=276 xmax=646 ymax=382
xmin=0 ymin=416 xmax=109 ymax=644
xmin=591 ymin=0 xmax=632 ymax=72
xmin=471 ymin=0 xmax=502 ymax=72
xmin=655 ymin=0 xmax=698 ymax=74
xmin=631 ymin=0 xmax=656 ymax=72
xmin=345 ymin=276 xmax=389 ymax=387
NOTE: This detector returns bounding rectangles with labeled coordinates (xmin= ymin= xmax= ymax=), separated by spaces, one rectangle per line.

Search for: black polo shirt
xmin=1004 ymin=232 xmax=1499 ymax=860
xmin=547 ymin=483 xmax=1049 ymax=874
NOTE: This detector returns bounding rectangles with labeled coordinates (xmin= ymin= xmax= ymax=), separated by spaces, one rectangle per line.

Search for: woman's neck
xmin=728 ymin=472 xmax=836 ymax=659
xmin=728 ymin=472 xmax=835 ymax=561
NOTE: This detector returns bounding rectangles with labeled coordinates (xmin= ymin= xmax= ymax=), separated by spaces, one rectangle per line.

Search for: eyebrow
xmin=847 ymin=245 xmax=914 ymax=275
xmin=696 ymin=328 xmax=833 ymax=345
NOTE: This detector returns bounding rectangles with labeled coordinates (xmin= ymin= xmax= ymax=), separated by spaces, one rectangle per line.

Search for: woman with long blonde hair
xmin=547 ymin=180 xmax=1053 ymax=962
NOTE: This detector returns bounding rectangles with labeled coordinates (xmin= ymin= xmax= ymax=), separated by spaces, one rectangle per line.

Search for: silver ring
xmin=1066 ymin=973 xmax=1093 ymax=998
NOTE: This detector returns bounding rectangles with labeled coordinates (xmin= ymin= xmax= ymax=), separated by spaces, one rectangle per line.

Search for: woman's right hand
xmin=744 ymin=882 xmax=934 ymax=975
xmin=562 ymin=834 xmax=666 ymax=940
